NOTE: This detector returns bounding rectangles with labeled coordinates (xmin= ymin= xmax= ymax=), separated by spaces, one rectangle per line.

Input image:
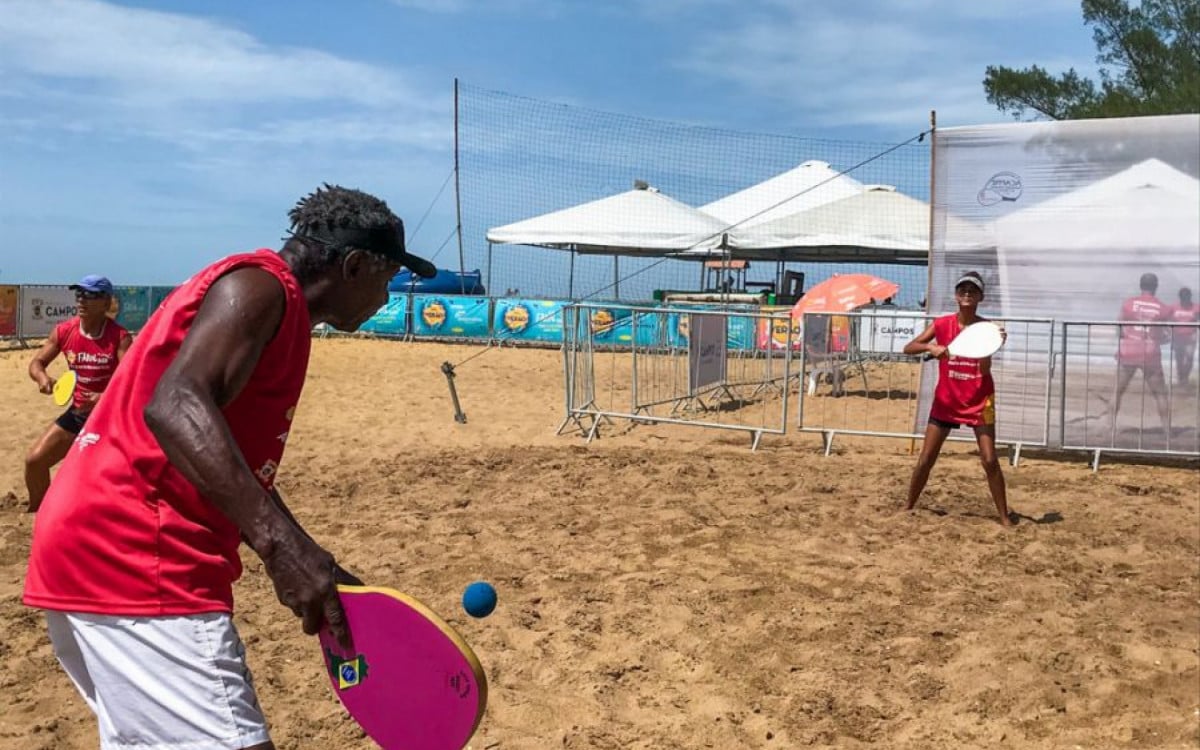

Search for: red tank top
xmin=1117 ymin=294 xmax=1168 ymax=364
xmin=55 ymin=316 xmax=128 ymax=410
xmin=929 ymin=314 xmax=995 ymax=426
xmin=1168 ymin=303 xmax=1198 ymax=343
xmin=25 ymin=250 xmax=312 ymax=616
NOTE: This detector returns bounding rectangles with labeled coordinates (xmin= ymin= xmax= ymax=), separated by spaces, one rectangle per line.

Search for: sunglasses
xmin=75 ymin=291 xmax=108 ymax=301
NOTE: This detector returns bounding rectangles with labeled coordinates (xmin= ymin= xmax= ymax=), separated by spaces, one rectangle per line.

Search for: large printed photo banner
xmin=19 ymin=286 xmax=77 ymax=338
xmin=0 ymin=285 xmax=18 ymax=337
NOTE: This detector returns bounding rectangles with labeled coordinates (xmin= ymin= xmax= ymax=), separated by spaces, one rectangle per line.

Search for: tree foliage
xmin=984 ymin=0 xmax=1200 ymax=119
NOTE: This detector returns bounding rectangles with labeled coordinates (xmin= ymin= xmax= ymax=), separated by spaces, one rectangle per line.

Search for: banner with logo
xmin=493 ymin=299 xmax=566 ymax=343
xmin=150 ymin=286 xmax=176 ymax=315
xmin=111 ymin=286 xmax=154 ymax=332
xmin=411 ymin=295 xmax=491 ymax=338
xmin=0 ymin=285 xmax=18 ymax=337
xmin=755 ymin=307 xmax=802 ymax=351
xmin=359 ymin=292 xmax=409 ymax=336
xmin=19 ymin=286 xmax=76 ymax=338
xmin=581 ymin=305 xmax=635 ymax=345
xmin=860 ymin=309 xmax=926 ymax=355
xmin=688 ymin=312 xmax=728 ymax=392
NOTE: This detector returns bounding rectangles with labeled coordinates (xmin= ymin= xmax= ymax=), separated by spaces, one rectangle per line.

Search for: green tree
xmin=984 ymin=0 xmax=1200 ymax=119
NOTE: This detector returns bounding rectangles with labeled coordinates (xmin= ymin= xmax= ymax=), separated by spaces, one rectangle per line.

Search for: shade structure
xmin=486 ymin=184 xmax=731 ymax=256
xmin=790 ymin=274 xmax=900 ymax=319
xmin=700 ymin=160 xmax=865 ymax=229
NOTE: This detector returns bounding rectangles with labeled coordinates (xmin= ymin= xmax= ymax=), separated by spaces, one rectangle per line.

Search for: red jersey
xmin=54 ymin=317 xmax=128 ymax=410
xmin=1117 ymin=293 xmax=1169 ymax=366
xmin=25 ymin=250 xmax=312 ymax=616
xmin=1168 ymin=303 xmax=1198 ymax=343
xmin=929 ymin=314 xmax=995 ymax=427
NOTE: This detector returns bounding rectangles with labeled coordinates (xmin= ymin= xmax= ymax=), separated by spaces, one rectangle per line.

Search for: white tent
xmin=679 ymin=185 xmax=993 ymax=264
xmin=699 ymin=160 xmax=864 ymax=228
xmin=994 ymin=158 xmax=1200 ymax=319
xmin=486 ymin=183 xmax=731 ymax=256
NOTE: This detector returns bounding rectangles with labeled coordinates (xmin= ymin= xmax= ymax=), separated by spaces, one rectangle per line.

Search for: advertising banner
xmin=111 ymin=286 xmax=154 ymax=332
xmin=493 ymin=299 xmax=566 ymax=343
xmin=359 ymin=293 xmax=409 ymax=336
xmin=411 ymin=295 xmax=491 ymax=338
xmin=0 ymin=285 xmax=18 ymax=337
xmin=150 ymin=286 xmax=176 ymax=315
xmin=19 ymin=286 xmax=76 ymax=338
xmin=688 ymin=312 xmax=728 ymax=392
xmin=756 ymin=306 xmax=802 ymax=351
xmin=860 ymin=309 xmax=926 ymax=355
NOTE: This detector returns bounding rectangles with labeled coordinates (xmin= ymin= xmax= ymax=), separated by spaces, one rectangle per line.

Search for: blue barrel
xmin=388 ymin=268 xmax=485 ymax=295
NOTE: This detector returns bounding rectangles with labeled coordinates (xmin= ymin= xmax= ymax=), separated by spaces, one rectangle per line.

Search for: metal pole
xmin=485 ymin=241 xmax=493 ymax=296
xmin=614 ymin=255 xmax=620 ymax=301
xmin=569 ymin=250 xmax=576 ymax=299
xmin=453 ymin=78 xmax=466 ymax=289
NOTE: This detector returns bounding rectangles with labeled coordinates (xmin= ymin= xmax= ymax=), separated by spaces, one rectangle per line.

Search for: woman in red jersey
xmin=25 ymin=275 xmax=131 ymax=512
xmin=902 ymin=271 xmax=1013 ymax=527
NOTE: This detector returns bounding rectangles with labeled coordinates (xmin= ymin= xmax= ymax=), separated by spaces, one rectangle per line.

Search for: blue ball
xmin=462 ymin=581 xmax=497 ymax=618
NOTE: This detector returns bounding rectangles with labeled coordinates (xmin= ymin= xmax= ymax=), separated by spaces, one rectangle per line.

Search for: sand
xmin=0 ymin=337 xmax=1197 ymax=749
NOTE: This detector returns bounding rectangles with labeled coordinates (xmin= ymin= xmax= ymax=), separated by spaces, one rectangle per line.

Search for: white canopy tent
xmin=680 ymin=185 xmax=988 ymax=265
xmin=699 ymin=160 xmax=865 ymax=228
xmin=994 ymin=158 xmax=1200 ymax=319
xmin=485 ymin=183 xmax=733 ymax=298
xmin=486 ymin=183 xmax=731 ymax=256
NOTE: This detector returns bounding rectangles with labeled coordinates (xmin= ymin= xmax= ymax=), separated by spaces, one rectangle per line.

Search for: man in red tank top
xmin=24 ymin=275 xmax=132 ymax=512
xmin=23 ymin=185 xmax=435 ymax=750
xmin=1112 ymin=272 xmax=1171 ymax=431
xmin=902 ymin=272 xmax=1013 ymax=527
xmin=1168 ymin=286 xmax=1198 ymax=387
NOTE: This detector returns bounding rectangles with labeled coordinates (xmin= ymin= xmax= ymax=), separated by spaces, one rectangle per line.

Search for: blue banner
xmin=412 ymin=295 xmax=491 ymax=338
xmin=581 ymin=305 xmax=636 ymax=345
xmin=493 ymin=299 xmax=566 ymax=343
xmin=149 ymin=286 xmax=176 ymax=316
xmin=112 ymin=286 xmax=153 ymax=331
xmin=359 ymin=293 xmax=409 ymax=336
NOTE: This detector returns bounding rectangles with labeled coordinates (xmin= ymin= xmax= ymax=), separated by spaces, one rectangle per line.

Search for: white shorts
xmin=45 ymin=611 xmax=271 ymax=750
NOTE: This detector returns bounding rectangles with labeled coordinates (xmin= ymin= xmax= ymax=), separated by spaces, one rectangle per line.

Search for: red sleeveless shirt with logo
xmin=929 ymin=314 xmax=996 ymax=427
xmin=55 ymin=316 xmax=128 ymax=410
xmin=25 ymin=250 xmax=311 ymax=616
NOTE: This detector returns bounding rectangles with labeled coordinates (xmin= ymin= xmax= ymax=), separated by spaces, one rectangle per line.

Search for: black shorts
xmin=928 ymin=416 xmax=961 ymax=430
xmin=55 ymin=407 xmax=89 ymax=435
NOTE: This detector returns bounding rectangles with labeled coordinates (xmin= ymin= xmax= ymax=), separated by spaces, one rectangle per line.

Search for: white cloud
xmin=0 ymin=0 xmax=449 ymax=149
xmin=672 ymin=2 xmax=1096 ymax=129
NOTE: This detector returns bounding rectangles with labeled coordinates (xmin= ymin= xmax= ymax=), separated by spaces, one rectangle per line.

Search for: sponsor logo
xmin=325 ymin=649 xmax=369 ymax=690
xmin=590 ymin=309 xmax=616 ymax=335
xmin=422 ymin=300 xmax=447 ymax=330
xmin=977 ymin=171 xmax=1023 ymax=205
xmin=502 ymin=304 xmax=530 ymax=333
xmin=73 ymin=351 xmax=111 ymax=365
xmin=75 ymin=432 xmax=100 ymax=451
xmin=256 ymin=460 xmax=278 ymax=483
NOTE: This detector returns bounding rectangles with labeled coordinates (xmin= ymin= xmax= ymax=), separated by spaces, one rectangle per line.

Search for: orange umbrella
xmin=790 ymin=273 xmax=899 ymax=319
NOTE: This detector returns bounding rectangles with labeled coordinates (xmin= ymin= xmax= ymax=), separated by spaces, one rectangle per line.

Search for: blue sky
xmin=0 ymin=0 xmax=1100 ymax=286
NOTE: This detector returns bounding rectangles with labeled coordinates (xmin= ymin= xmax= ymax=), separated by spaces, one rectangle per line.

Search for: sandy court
xmin=0 ymin=336 xmax=1198 ymax=749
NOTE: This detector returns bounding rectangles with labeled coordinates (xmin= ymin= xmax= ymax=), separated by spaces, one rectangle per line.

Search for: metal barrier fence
xmin=560 ymin=303 xmax=795 ymax=449
xmin=1060 ymin=321 xmax=1200 ymax=468
xmin=796 ymin=311 xmax=1056 ymax=463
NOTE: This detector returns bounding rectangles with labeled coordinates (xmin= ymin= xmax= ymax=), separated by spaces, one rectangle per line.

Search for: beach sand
xmin=0 ymin=337 xmax=1197 ymax=749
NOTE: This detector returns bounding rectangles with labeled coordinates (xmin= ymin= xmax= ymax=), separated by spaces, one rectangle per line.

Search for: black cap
xmin=291 ymin=218 xmax=436 ymax=278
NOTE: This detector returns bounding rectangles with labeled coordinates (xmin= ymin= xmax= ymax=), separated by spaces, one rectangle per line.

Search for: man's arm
xmin=143 ymin=267 xmax=350 ymax=646
xmin=28 ymin=328 xmax=62 ymax=394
